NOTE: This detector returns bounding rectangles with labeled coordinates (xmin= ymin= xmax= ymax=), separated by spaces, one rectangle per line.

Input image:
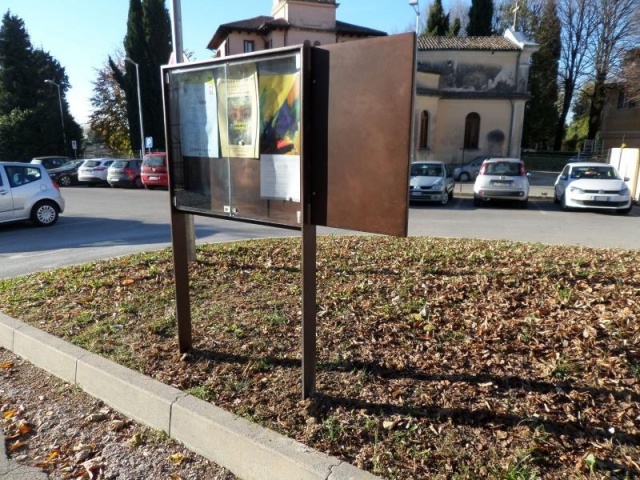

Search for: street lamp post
xmin=409 ymin=0 xmax=420 ymax=35
xmin=408 ymin=0 xmax=420 ymax=163
xmin=125 ymin=57 xmax=145 ymax=159
xmin=44 ymin=79 xmax=67 ymax=150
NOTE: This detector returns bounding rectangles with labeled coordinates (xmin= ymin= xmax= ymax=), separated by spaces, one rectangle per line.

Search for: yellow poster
xmin=217 ymin=64 xmax=259 ymax=158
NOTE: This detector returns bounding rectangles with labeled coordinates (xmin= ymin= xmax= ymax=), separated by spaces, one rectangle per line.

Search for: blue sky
xmin=3 ymin=0 xmax=444 ymax=126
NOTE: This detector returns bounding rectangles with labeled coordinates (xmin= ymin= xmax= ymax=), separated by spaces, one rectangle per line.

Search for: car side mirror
xmin=526 ymin=172 xmax=531 ymax=177
xmin=560 ymin=174 xmax=568 ymax=180
xmin=624 ymin=176 xmax=630 ymax=182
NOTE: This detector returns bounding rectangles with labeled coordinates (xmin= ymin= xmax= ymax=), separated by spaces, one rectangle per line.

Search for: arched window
xmin=464 ymin=112 xmax=480 ymax=149
xmin=419 ymin=111 xmax=429 ymax=149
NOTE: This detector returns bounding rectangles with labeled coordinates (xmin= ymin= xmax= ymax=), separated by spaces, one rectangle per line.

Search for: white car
xmin=77 ymin=158 xmax=116 ymax=185
xmin=554 ymin=162 xmax=632 ymax=215
xmin=409 ymin=161 xmax=455 ymax=205
xmin=0 ymin=162 xmax=65 ymax=226
xmin=473 ymin=158 xmax=529 ymax=208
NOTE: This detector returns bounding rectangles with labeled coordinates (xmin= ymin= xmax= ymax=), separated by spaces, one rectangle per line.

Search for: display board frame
xmin=162 ymin=45 xmax=308 ymax=230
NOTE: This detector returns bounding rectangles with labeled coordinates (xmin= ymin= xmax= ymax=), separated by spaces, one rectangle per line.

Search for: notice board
xmin=162 ymin=33 xmax=414 ymax=236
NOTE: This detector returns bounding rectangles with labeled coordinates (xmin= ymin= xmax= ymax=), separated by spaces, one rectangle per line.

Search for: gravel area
xmin=1 ymin=348 xmax=237 ymax=480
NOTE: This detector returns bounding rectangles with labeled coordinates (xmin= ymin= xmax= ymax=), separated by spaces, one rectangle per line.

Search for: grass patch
xmin=1 ymin=236 xmax=639 ymax=479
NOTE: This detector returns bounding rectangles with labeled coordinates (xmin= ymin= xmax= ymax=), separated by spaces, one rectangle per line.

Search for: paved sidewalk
xmin=0 ymin=441 xmax=47 ymax=480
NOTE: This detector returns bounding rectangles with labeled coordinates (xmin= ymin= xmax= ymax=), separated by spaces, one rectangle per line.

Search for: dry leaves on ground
xmin=1 ymin=236 xmax=639 ymax=479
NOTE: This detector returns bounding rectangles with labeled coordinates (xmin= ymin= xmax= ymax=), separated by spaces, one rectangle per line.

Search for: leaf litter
xmin=0 ymin=235 xmax=639 ymax=479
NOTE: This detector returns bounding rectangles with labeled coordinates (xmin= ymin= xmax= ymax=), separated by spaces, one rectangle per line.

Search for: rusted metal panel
xmin=310 ymin=33 xmax=414 ymax=237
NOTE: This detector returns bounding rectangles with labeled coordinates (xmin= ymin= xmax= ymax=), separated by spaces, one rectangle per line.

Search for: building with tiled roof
xmin=206 ymin=0 xmax=539 ymax=163
xmin=413 ymin=29 xmax=538 ymax=162
xmin=207 ymin=0 xmax=385 ymax=57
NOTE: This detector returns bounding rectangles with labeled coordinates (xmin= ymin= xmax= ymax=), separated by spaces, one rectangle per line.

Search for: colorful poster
xmin=258 ymin=72 xmax=301 ymax=155
xmin=217 ymin=64 xmax=259 ymax=158
xmin=178 ymin=73 xmax=219 ymax=158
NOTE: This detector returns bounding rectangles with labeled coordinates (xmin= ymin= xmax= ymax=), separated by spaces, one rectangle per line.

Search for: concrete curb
xmin=0 ymin=312 xmax=380 ymax=480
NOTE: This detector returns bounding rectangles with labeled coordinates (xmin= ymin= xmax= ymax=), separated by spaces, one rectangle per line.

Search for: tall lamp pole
xmin=44 ymin=79 xmax=67 ymax=150
xmin=125 ymin=57 xmax=145 ymax=158
xmin=409 ymin=0 xmax=420 ymax=34
xmin=408 ymin=0 xmax=420 ymax=163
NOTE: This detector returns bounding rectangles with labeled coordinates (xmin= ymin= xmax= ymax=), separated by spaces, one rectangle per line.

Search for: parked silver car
xmin=473 ymin=158 xmax=530 ymax=208
xmin=0 ymin=162 xmax=65 ymax=226
xmin=409 ymin=161 xmax=455 ymax=205
xmin=107 ymin=159 xmax=143 ymax=188
xmin=78 ymin=158 xmax=116 ymax=185
xmin=453 ymin=155 xmax=492 ymax=182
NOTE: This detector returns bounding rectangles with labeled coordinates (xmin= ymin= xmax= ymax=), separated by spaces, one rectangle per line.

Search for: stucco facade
xmin=414 ymin=30 xmax=538 ymax=163
xmin=600 ymin=85 xmax=640 ymax=150
xmin=207 ymin=1 xmax=538 ymax=165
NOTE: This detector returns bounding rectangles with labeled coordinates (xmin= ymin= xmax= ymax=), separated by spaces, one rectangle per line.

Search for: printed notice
xmin=260 ymin=154 xmax=300 ymax=202
xmin=217 ymin=64 xmax=259 ymax=158
xmin=179 ymin=74 xmax=219 ymax=157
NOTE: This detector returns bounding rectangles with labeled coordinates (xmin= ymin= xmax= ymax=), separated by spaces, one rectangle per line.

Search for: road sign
xmin=145 ymin=137 xmax=153 ymax=149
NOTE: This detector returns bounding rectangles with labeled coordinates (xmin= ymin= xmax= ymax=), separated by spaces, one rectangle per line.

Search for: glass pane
xmin=166 ymin=49 xmax=303 ymax=228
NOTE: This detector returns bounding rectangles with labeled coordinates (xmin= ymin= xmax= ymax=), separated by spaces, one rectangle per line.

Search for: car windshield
xmin=111 ymin=161 xmax=128 ymax=168
xmin=411 ymin=164 xmax=443 ymax=177
xmin=484 ymin=162 xmax=521 ymax=176
xmin=570 ymin=166 xmax=619 ymax=180
xmin=83 ymin=161 xmax=100 ymax=168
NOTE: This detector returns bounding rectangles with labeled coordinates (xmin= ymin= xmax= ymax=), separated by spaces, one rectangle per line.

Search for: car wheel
xmin=460 ymin=172 xmax=471 ymax=182
xmin=553 ymin=189 xmax=560 ymax=204
xmin=31 ymin=201 xmax=59 ymax=227
xmin=561 ymin=194 xmax=571 ymax=211
xmin=58 ymin=174 xmax=72 ymax=187
xmin=440 ymin=191 xmax=449 ymax=206
xmin=134 ymin=177 xmax=143 ymax=188
xmin=448 ymin=189 xmax=454 ymax=200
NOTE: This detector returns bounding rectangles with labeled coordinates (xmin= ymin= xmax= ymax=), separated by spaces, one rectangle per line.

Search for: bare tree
xmin=586 ymin=0 xmax=640 ymax=139
xmin=554 ymin=0 xmax=598 ymax=150
xmin=618 ymin=48 xmax=640 ymax=103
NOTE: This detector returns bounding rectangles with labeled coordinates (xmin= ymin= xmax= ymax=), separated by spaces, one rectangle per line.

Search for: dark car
xmin=107 ymin=159 xmax=143 ymax=188
xmin=31 ymin=156 xmax=72 ymax=170
xmin=141 ymin=152 xmax=168 ymax=189
xmin=47 ymin=159 xmax=84 ymax=187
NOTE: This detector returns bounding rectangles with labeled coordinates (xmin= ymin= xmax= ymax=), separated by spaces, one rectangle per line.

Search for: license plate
xmin=492 ymin=181 xmax=510 ymax=186
xmin=149 ymin=176 xmax=159 ymax=181
xmin=593 ymin=196 xmax=609 ymax=201
xmin=411 ymin=191 xmax=422 ymax=196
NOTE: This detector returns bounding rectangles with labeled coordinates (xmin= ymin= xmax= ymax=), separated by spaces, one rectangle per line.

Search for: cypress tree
xmin=467 ymin=0 xmax=494 ymax=36
xmin=523 ymin=0 xmax=561 ymax=149
xmin=110 ymin=0 xmax=171 ymax=153
xmin=448 ymin=17 xmax=461 ymax=37
xmin=426 ymin=0 xmax=450 ymax=36
xmin=0 ymin=12 xmax=35 ymax=113
xmin=0 ymin=11 xmax=82 ymax=159
xmin=522 ymin=0 xmax=561 ymax=150
xmin=141 ymin=0 xmax=172 ymax=151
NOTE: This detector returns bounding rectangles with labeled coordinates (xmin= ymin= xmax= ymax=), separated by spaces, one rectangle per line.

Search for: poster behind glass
xmin=166 ymin=49 xmax=302 ymax=228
